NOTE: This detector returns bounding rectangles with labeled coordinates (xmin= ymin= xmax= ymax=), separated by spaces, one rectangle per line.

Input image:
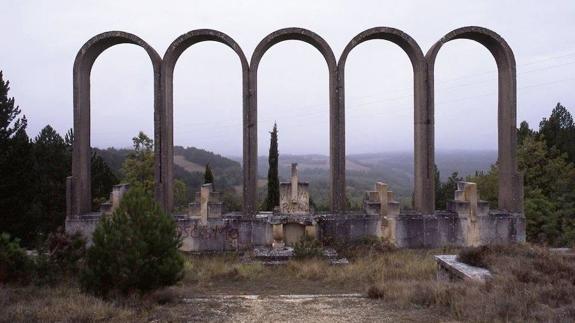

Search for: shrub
xmin=335 ymin=235 xmax=395 ymax=259
xmin=80 ymin=185 xmax=184 ymax=297
xmin=367 ymin=285 xmax=385 ymax=299
xmin=457 ymin=246 xmax=489 ymax=268
xmin=0 ymin=233 xmax=33 ymax=284
xmin=45 ymin=228 xmax=86 ymax=274
xmin=30 ymin=229 xmax=87 ymax=285
xmin=293 ymin=234 xmax=323 ymax=259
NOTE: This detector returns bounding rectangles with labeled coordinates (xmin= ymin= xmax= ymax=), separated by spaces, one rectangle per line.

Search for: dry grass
xmin=184 ymin=250 xmax=436 ymax=292
xmin=182 ymin=255 xmax=265 ymax=285
xmin=2 ymin=244 xmax=575 ymax=322
xmin=365 ymin=244 xmax=575 ymax=322
xmin=0 ymin=284 xmax=137 ymax=322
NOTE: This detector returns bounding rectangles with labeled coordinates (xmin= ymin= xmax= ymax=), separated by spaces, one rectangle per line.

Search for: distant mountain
xmin=94 ymin=146 xmax=497 ymax=210
xmin=94 ymin=146 xmax=242 ymax=204
xmin=250 ymin=150 xmax=497 ymax=207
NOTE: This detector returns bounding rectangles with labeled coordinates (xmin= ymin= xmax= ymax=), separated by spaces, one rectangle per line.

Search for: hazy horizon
xmin=2 ymin=1 xmax=574 ymax=155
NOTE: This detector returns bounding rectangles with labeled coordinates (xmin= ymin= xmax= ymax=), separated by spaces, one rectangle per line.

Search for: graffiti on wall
xmin=177 ymin=222 xmax=239 ymax=241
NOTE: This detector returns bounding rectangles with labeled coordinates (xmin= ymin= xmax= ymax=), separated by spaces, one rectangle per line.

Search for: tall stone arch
xmin=338 ymin=27 xmax=432 ymax=213
xmin=162 ymin=29 xmax=249 ymax=212
xmin=426 ymin=26 xmax=523 ymax=213
xmin=72 ymin=31 xmax=162 ymax=216
xmin=248 ymin=28 xmax=341 ymax=214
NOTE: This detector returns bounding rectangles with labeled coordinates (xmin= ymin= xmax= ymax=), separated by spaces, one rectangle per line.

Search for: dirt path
xmin=156 ymin=294 xmax=443 ymax=322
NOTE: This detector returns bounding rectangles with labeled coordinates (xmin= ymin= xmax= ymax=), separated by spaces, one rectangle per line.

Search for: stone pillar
xmin=414 ymin=63 xmax=434 ymax=214
xmin=250 ymin=28 xmax=339 ymax=214
xmin=111 ymin=184 xmax=130 ymax=211
xmin=305 ymin=224 xmax=317 ymax=239
xmin=453 ymin=181 xmax=481 ymax=247
xmin=426 ymin=27 xmax=522 ymax=214
xmin=376 ymin=182 xmax=389 ymax=217
xmin=272 ymin=223 xmax=284 ymax=249
xmin=291 ymin=163 xmax=298 ymax=202
xmin=73 ymin=32 xmax=163 ymax=216
xmin=365 ymin=182 xmax=399 ymax=244
xmin=199 ymin=183 xmax=212 ymax=225
xmin=66 ymin=176 xmax=76 ymax=219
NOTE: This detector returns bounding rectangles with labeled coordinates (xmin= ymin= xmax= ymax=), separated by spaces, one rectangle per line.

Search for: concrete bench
xmin=435 ymin=255 xmax=492 ymax=283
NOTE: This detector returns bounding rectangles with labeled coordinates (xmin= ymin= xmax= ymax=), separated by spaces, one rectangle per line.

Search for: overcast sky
xmin=1 ymin=0 xmax=574 ymax=156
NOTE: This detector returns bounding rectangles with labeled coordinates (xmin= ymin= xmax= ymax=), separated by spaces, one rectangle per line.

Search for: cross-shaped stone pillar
xmin=200 ymin=183 xmax=212 ymax=225
xmin=291 ymin=163 xmax=298 ymax=202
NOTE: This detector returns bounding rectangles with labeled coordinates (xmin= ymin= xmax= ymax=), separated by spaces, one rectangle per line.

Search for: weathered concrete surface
xmin=250 ymin=28 xmax=341 ymax=213
xmin=162 ymin=29 xmax=249 ymax=213
xmin=435 ymin=255 xmax=492 ymax=282
xmin=338 ymin=27 xmax=432 ymax=213
xmin=426 ymin=26 xmax=523 ymax=213
xmin=364 ymin=182 xmax=400 ymax=243
xmin=72 ymin=31 xmax=162 ymax=216
xmin=65 ymin=214 xmax=102 ymax=245
xmin=67 ymin=209 xmax=524 ymax=251
xmin=279 ymin=163 xmax=310 ymax=214
xmin=70 ymin=26 xmax=523 ymax=221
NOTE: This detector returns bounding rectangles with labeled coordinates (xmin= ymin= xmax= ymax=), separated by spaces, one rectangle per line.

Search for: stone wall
xmin=66 ymin=210 xmax=525 ymax=251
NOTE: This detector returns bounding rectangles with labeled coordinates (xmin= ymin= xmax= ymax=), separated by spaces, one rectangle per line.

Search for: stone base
xmin=66 ymin=210 xmax=525 ymax=252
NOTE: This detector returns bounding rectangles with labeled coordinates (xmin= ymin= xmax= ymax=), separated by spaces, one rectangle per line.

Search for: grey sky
xmin=1 ymin=0 xmax=574 ymax=156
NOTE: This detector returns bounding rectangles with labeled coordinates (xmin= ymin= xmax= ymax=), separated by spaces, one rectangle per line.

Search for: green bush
xmin=0 ymin=232 xmax=33 ymax=284
xmin=44 ymin=228 xmax=86 ymax=275
xmin=80 ymin=186 xmax=184 ymax=297
xmin=31 ymin=229 xmax=87 ymax=285
xmin=293 ymin=234 xmax=323 ymax=259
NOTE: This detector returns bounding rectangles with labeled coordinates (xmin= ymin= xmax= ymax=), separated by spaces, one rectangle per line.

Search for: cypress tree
xmin=265 ymin=123 xmax=280 ymax=211
xmin=204 ymin=163 xmax=214 ymax=185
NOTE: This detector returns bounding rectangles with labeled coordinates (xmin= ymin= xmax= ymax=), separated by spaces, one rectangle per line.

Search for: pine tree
xmin=91 ymin=152 xmax=119 ymax=210
xmin=0 ymin=71 xmax=26 ymax=145
xmin=264 ymin=123 xmax=280 ymax=211
xmin=80 ymin=185 xmax=184 ymax=297
xmin=33 ymin=125 xmax=69 ymax=235
xmin=435 ymin=171 xmax=463 ymax=210
xmin=518 ymin=121 xmax=534 ymax=146
xmin=0 ymin=71 xmax=39 ymax=246
xmin=204 ymin=163 xmax=214 ymax=185
xmin=539 ymin=103 xmax=575 ymax=163
xmin=121 ymin=131 xmax=154 ymax=195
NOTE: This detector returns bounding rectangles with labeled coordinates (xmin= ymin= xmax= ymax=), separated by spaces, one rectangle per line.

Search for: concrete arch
xmin=248 ymin=28 xmax=340 ymax=214
xmin=338 ymin=27 xmax=432 ymax=213
xmin=426 ymin=26 xmax=522 ymax=213
xmin=162 ymin=29 xmax=249 ymax=212
xmin=72 ymin=31 xmax=162 ymax=216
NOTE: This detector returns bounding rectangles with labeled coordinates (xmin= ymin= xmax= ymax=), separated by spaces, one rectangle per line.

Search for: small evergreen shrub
xmin=80 ymin=186 xmax=184 ymax=297
xmin=293 ymin=234 xmax=323 ymax=259
xmin=0 ymin=233 xmax=33 ymax=284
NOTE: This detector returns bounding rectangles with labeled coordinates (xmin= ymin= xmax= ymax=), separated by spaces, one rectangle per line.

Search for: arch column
xmin=426 ymin=26 xmax=523 ymax=213
xmin=249 ymin=28 xmax=342 ymax=214
xmin=338 ymin=27 xmax=432 ymax=213
xmin=162 ymin=29 xmax=249 ymax=213
xmin=72 ymin=31 xmax=163 ymax=216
